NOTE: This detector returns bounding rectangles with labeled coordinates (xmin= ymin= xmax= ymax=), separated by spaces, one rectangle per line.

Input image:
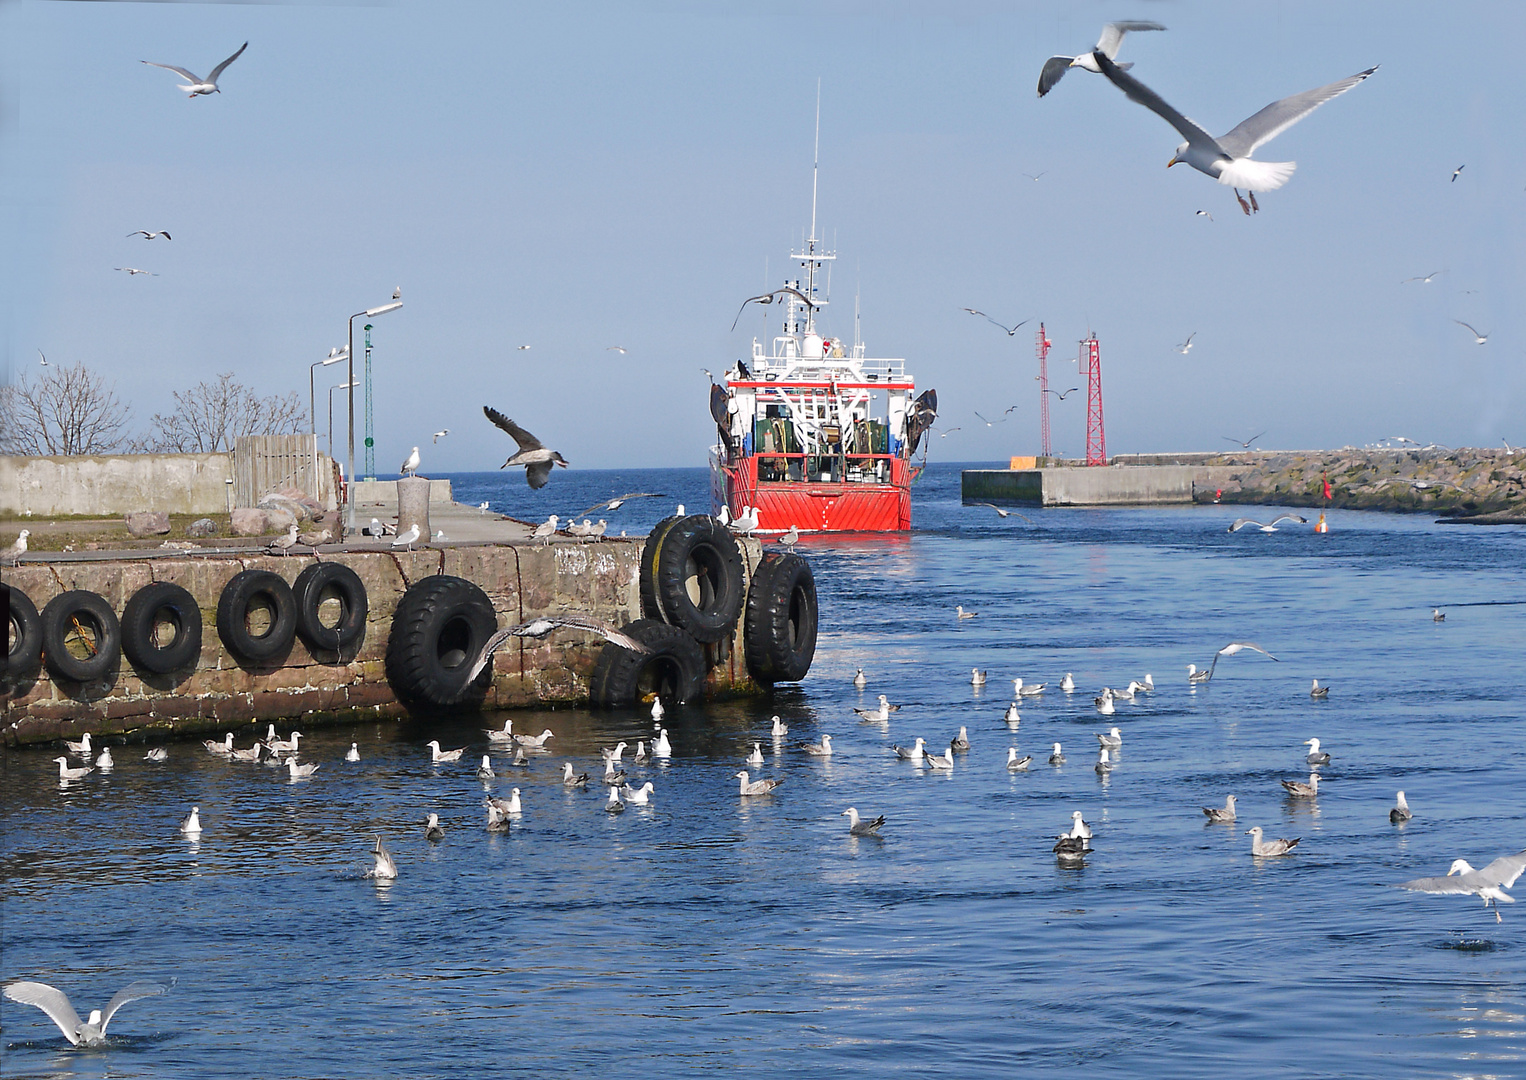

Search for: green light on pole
xmin=363 ymin=323 xmax=375 ymax=481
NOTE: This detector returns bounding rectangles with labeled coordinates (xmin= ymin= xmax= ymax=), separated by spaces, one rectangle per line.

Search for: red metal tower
xmin=1036 ymin=323 xmax=1052 ymax=459
xmin=1081 ymin=334 xmax=1106 ymax=466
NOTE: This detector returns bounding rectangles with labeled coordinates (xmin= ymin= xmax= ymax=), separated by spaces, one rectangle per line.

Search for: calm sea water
xmin=4 ymin=463 xmax=1525 ymax=1078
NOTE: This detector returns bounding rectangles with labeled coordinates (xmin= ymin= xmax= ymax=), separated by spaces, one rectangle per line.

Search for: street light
xmin=328 ymin=380 xmax=359 ymax=461
xmin=309 ymin=346 xmax=350 ymax=497
xmin=309 ymin=347 xmax=350 ymax=434
xmin=346 ymin=296 xmax=403 ymax=535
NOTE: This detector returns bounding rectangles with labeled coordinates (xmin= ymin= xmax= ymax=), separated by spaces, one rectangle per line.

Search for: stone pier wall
xmin=2 ymin=538 xmax=760 ymax=747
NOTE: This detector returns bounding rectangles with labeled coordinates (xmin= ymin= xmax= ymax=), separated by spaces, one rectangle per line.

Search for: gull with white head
xmin=142 ymin=41 xmax=247 ymax=97
xmin=1396 ymin=850 xmax=1526 ymax=921
xmin=1036 ymin=21 xmax=1166 ymax=97
xmin=3 ymin=978 xmax=176 ymax=1046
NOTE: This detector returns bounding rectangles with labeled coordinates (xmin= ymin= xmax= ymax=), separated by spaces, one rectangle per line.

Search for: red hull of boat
xmin=711 ymin=456 xmax=913 ymax=533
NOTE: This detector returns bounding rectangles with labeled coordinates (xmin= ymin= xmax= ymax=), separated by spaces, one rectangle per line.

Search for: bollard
xmin=396 ymin=477 xmax=432 ymax=543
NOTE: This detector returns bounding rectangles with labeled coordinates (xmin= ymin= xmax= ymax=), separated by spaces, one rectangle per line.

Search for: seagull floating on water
xmin=1013 ymin=678 xmax=1045 ymax=697
xmin=1187 ymin=663 xmax=1211 ymax=684
xmin=1059 ymin=673 xmax=1075 ymax=692
xmin=427 ymin=740 xmax=465 ymax=764
xmin=1203 ymin=795 xmax=1237 ymax=823
xmin=950 ymin=726 xmax=971 ymax=751
xmin=1390 ymin=791 xmax=1413 ymax=824
xmin=476 ymin=755 xmax=495 ymax=779
xmin=561 ymin=762 xmax=590 ymax=786
xmin=955 ymin=605 xmax=977 ymax=620
xmin=3 ymin=978 xmax=176 ymax=1046
xmin=1396 ymin=850 xmax=1526 ymax=922
xmin=1066 ymin=811 xmax=1093 ymax=840
xmin=735 ymin=770 xmax=784 ymax=796
xmin=621 ymin=781 xmax=655 ymax=806
xmin=144 ymin=747 xmax=168 ymax=762
xmin=1433 ymin=608 xmax=1446 ymax=622
xmin=745 ymin=743 xmax=765 ymax=766
xmin=179 ymin=806 xmax=202 ymax=834
xmin=1247 ymin=826 xmax=1300 ymax=857
xmin=1049 ymin=742 xmax=1066 ymax=765
xmin=803 ymin=734 xmax=833 ymax=756
xmin=925 ymin=745 xmax=955 ymax=770
xmin=971 ymin=668 xmax=986 ymax=686
xmin=1007 ymin=747 xmax=1032 ymax=771
xmin=842 ymin=807 xmax=886 ymax=836
xmin=893 ymin=737 xmax=926 ymax=762
xmin=425 ymin=813 xmax=445 ymax=841
xmin=54 ymin=757 xmax=93 ymax=781
xmin=853 ymin=667 xmax=867 ymax=689
xmin=95 ymin=748 xmax=114 ymax=771
xmin=142 ymin=41 xmax=247 ymax=97
xmin=1003 ymin=702 xmax=1020 ymax=726
xmin=1304 ymin=738 xmax=1331 ymax=765
xmin=1095 ymin=689 xmax=1115 ymax=716
xmin=287 ymin=758 xmax=320 ymax=779
xmin=1097 ymin=727 xmax=1122 ymax=750
xmin=854 ymin=694 xmax=900 ymax=722
xmin=366 ymin=837 xmax=398 ymax=880
xmin=605 ymin=788 xmax=625 ymax=814
xmin=513 ymin=728 xmax=556 ymax=749
xmin=771 ymin=716 xmax=788 ymax=737
xmin=653 ymin=728 xmax=672 ymax=758
xmin=64 ymin=732 xmax=92 ymax=756
xmin=1281 ymin=772 xmax=1323 ymax=798
xmin=1310 ymin=679 xmax=1329 ymax=699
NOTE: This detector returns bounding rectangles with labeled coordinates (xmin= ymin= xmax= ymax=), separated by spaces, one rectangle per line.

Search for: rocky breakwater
xmin=1201 ymin=447 xmax=1526 ymax=521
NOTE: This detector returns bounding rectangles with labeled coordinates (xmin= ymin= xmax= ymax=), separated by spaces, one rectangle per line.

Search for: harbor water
xmin=3 ymin=463 xmax=1524 ymax=1077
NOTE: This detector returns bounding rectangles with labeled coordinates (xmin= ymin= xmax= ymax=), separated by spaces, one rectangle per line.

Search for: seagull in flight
xmin=1451 ymin=164 xmax=1465 ymax=182
xmin=1396 ymin=849 xmax=1526 ymax=922
xmin=517 ymin=345 xmax=531 ymax=351
xmin=1176 ymin=333 xmax=1196 ymax=355
xmin=1195 ymin=209 xmax=1213 ymax=221
xmin=939 ymin=426 xmax=962 ymax=437
xmin=114 ymin=267 xmax=156 ymax=276
xmin=963 ymin=309 xmax=1029 ymax=336
xmin=1042 ymin=387 xmax=1080 ymax=400
xmin=606 ymin=346 xmax=628 ymax=354
xmin=731 ymin=287 xmax=815 ymax=331
xmin=431 ymin=429 xmax=449 ymax=443
xmin=574 ymin=492 xmax=665 ymax=518
xmin=1223 ymin=431 xmax=1267 ymax=449
xmin=483 ymin=407 xmax=569 ymax=488
xmin=37 ymin=349 xmax=47 ymax=366
xmin=1228 ymin=514 xmax=1307 ymax=533
xmin=1037 ymin=20 xmax=1166 ymax=97
xmin=1453 ymin=320 xmax=1488 ymax=344
xmin=142 ymin=41 xmax=247 ymax=97
xmin=468 ymin=614 xmax=651 ymax=682
xmin=2 ymin=978 xmax=176 ymax=1046
xmin=973 ymin=410 xmax=1009 ymax=426
xmin=1091 ymin=49 xmax=1377 ymax=215
xmin=1208 ymin=641 xmax=1278 ymax=678
xmin=1401 ymin=271 xmax=1441 ymax=284
xmin=969 ymin=502 xmax=1035 ymax=523
xmin=126 ymin=230 xmax=171 ymax=240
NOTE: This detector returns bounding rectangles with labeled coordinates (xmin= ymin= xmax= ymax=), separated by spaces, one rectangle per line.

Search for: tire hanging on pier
xmin=650 ymin=515 xmax=746 ymax=643
xmin=216 ymin=570 xmax=298 ymax=665
xmin=589 ymin=618 xmax=706 ymax=709
xmin=41 ymin=589 xmax=123 ymax=683
xmin=743 ymin=551 xmax=818 ymax=685
xmin=385 ymin=575 xmax=497 ymax=708
xmin=122 ymin=581 xmax=202 ymax=676
xmin=292 ymin=562 xmax=368 ymax=653
xmin=638 ymin=514 xmax=683 ymax=621
xmin=2 ymin=583 xmax=44 ymax=680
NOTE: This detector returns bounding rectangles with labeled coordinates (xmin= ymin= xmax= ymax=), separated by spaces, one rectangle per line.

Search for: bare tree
xmin=143 ymin=372 xmax=305 ymax=453
xmin=0 ymin=361 xmax=132 ymax=456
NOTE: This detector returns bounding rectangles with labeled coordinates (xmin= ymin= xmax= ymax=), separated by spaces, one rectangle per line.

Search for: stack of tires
xmin=588 ymin=513 xmax=817 ymax=708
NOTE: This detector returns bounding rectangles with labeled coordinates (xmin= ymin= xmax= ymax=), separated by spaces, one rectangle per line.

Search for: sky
xmin=3 ymin=0 xmax=1524 ymax=472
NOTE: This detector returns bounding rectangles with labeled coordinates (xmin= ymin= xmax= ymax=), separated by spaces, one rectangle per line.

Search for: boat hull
xmin=711 ymin=453 xmax=913 ymax=533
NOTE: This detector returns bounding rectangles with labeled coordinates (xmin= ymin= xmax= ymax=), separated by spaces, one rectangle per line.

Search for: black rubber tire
xmin=652 ymin=515 xmax=746 ymax=644
xmin=743 ymin=551 xmax=818 ymax=685
xmin=216 ymin=570 xmax=298 ymax=665
xmin=384 ymin=575 xmax=497 ymax=708
xmin=638 ymin=515 xmax=682 ymax=621
xmin=41 ymin=589 xmax=122 ymax=683
xmin=589 ymin=618 xmax=706 ymax=708
xmin=292 ymin=562 xmax=368 ymax=653
xmin=3 ymin=584 xmax=43 ymax=679
xmin=121 ymin=581 xmax=202 ymax=675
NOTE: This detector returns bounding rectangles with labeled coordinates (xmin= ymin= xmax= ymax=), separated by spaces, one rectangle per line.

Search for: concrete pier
xmin=2 ymin=505 xmax=762 ymax=747
xmin=962 ymin=464 xmax=1233 ymax=507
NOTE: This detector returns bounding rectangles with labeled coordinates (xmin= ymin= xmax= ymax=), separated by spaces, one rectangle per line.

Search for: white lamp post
xmin=309 ymin=347 xmax=349 ymax=498
xmin=329 ymin=380 xmax=359 ymax=460
xmin=346 ymin=298 xmax=402 ymax=535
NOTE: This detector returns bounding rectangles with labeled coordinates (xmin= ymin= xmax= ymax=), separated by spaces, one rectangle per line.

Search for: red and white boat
xmin=708 ymin=226 xmax=936 ymax=535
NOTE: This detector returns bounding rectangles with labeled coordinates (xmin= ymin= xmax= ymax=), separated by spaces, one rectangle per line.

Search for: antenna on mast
xmin=810 ymin=78 xmax=821 ymax=244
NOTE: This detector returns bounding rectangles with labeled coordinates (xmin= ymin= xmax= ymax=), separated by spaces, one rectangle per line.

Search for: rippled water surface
xmin=4 ymin=464 xmax=1525 ymax=1078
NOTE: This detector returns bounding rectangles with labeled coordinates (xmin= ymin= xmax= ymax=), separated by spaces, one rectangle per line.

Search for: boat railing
xmin=746 ymin=451 xmax=898 ymax=485
xmin=746 ymin=351 xmax=907 ymax=382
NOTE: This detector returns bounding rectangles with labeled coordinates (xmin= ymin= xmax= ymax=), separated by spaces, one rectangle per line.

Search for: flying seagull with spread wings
xmin=963 ymin=309 xmax=1029 ymax=336
xmin=574 ymin=492 xmax=666 ymax=519
xmin=3 ymin=978 xmax=176 ymax=1046
xmin=483 ymin=407 xmax=568 ymax=488
xmin=142 ymin=42 xmax=247 ymax=97
xmin=469 ymin=615 xmax=651 ymax=681
xmin=1396 ymin=849 xmax=1526 ymax=922
xmin=1037 ymin=21 xmax=1166 ymax=98
xmin=731 ymin=287 xmax=816 ymax=331
xmin=1091 ymin=49 xmax=1377 ymax=214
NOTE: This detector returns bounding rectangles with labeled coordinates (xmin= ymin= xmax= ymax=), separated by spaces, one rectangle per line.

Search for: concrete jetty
xmin=2 ymin=494 xmax=766 ymax=748
xmin=962 ymin=463 xmax=1232 ymax=506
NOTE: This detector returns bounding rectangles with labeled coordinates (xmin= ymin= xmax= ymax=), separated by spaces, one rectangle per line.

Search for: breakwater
xmin=1 ymin=526 xmax=776 ymax=747
xmin=1165 ymin=447 xmax=1526 ymax=519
